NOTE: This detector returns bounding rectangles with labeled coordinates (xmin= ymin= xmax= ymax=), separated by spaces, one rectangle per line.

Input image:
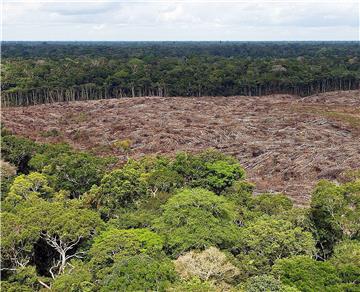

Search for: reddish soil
xmin=2 ymin=90 xmax=360 ymax=205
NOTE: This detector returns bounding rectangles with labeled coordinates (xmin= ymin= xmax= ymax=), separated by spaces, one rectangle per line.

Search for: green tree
xmin=329 ymin=240 xmax=360 ymax=285
xmin=272 ymin=256 xmax=341 ymax=292
xmin=1 ymin=134 xmax=38 ymax=173
xmin=1 ymin=212 xmax=39 ymax=271
xmin=250 ymin=193 xmax=293 ymax=216
xmin=0 ymin=266 xmax=40 ymax=292
xmin=84 ymin=163 xmax=148 ymax=219
xmin=309 ymin=180 xmax=360 ymax=258
xmin=243 ymin=275 xmax=299 ymax=292
xmin=4 ymin=172 xmax=54 ymax=209
xmin=0 ymin=160 xmax=17 ymax=196
xmin=33 ymin=151 xmax=114 ymax=199
xmin=172 ymin=150 xmax=245 ymax=194
xmin=17 ymin=200 xmax=104 ymax=278
xmin=100 ymin=254 xmax=176 ymax=292
xmin=154 ymin=188 xmax=240 ymax=257
xmin=236 ymin=218 xmax=315 ymax=277
xmin=89 ymin=228 xmax=163 ymax=279
xmin=51 ymin=260 xmax=94 ymax=292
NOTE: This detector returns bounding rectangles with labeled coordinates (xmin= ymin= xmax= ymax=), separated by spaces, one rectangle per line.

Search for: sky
xmin=2 ymin=0 xmax=359 ymax=41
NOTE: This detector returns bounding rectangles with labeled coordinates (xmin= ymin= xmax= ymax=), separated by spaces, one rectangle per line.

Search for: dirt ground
xmin=2 ymin=90 xmax=360 ymax=205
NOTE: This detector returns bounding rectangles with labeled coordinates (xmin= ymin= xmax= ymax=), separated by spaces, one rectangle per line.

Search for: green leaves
xmin=100 ymin=255 xmax=176 ymax=292
xmin=154 ymin=188 xmax=240 ymax=257
xmin=272 ymin=256 xmax=341 ymax=292
xmin=310 ymin=179 xmax=360 ymax=258
xmin=89 ymin=228 xmax=164 ymax=280
xmin=171 ymin=149 xmax=245 ymax=194
xmin=236 ymin=218 xmax=315 ymax=277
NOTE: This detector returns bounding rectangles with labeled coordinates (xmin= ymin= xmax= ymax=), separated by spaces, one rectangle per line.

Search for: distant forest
xmin=2 ymin=41 xmax=360 ymax=106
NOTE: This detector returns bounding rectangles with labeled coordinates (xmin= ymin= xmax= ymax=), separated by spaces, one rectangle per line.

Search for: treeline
xmin=3 ymin=41 xmax=360 ymax=59
xmin=1 ymin=42 xmax=360 ymax=106
xmin=1 ymin=131 xmax=359 ymax=291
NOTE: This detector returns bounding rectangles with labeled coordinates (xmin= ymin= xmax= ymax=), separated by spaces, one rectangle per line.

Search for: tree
xmin=32 ymin=151 xmax=114 ymax=199
xmin=329 ymin=240 xmax=360 ymax=285
xmin=100 ymin=254 xmax=176 ymax=292
xmin=171 ymin=150 xmax=245 ymax=194
xmin=51 ymin=260 xmax=94 ymax=292
xmin=154 ymin=188 xmax=240 ymax=257
xmin=1 ymin=134 xmax=38 ymax=173
xmin=0 ymin=160 xmax=17 ymax=196
xmin=272 ymin=256 xmax=341 ymax=292
xmin=174 ymin=247 xmax=239 ymax=284
xmin=168 ymin=277 xmax=217 ymax=292
xmin=243 ymin=275 xmax=299 ymax=292
xmin=84 ymin=163 xmax=148 ymax=219
xmin=235 ymin=218 xmax=315 ymax=277
xmin=1 ymin=212 xmax=39 ymax=272
xmin=88 ymin=228 xmax=163 ymax=279
xmin=4 ymin=172 xmax=54 ymax=209
xmin=309 ymin=179 xmax=360 ymax=259
xmin=18 ymin=200 xmax=104 ymax=279
xmin=0 ymin=266 xmax=41 ymax=292
xmin=222 ymin=180 xmax=255 ymax=207
xmin=250 ymin=193 xmax=293 ymax=216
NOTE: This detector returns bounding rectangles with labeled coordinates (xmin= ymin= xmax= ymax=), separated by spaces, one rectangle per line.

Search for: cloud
xmin=2 ymin=0 xmax=359 ymax=41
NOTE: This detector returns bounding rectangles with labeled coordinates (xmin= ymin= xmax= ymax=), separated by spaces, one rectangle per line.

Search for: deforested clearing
xmin=2 ymin=90 xmax=360 ymax=205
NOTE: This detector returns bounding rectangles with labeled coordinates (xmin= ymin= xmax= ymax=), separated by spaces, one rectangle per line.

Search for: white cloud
xmin=2 ymin=0 xmax=359 ymax=41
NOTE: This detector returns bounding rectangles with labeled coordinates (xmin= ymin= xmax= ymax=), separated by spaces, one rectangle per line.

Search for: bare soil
xmin=2 ymin=90 xmax=360 ymax=205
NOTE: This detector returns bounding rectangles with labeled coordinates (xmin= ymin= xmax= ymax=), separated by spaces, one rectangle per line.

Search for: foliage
xmin=2 ymin=42 xmax=360 ymax=106
xmin=309 ymin=179 xmax=360 ymax=258
xmin=4 ymin=172 xmax=54 ymax=207
xmin=154 ymin=188 xmax=240 ymax=257
xmin=171 ymin=150 xmax=245 ymax=194
xmin=88 ymin=228 xmax=163 ymax=279
xmin=242 ymin=275 xmax=297 ymax=292
xmin=250 ymin=193 xmax=293 ymax=216
xmin=31 ymin=150 xmax=114 ymax=198
xmin=2 ymin=133 xmax=360 ymax=291
xmin=84 ymin=163 xmax=148 ymax=219
xmin=168 ymin=277 xmax=217 ymax=292
xmin=1 ymin=134 xmax=38 ymax=173
xmin=51 ymin=261 xmax=94 ymax=292
xmin=329 ymin=240 xmax=360 ymax=285
xmin=174 ymin=247 xmax=239 ymax=284
xmin=272 ymin=256 xmax=341 ymax=292
xmin=235 ymin=218 xmax=315 ymax=277
xmin=100 ymin=254 xmax=177 ymax=292
xmin=1 ymin=212 xmax=39 ymax=271
xmin=0 ymin=160 xmax=18 ymax=197
xmin=222 ymin=180 xmax=255 ymax=207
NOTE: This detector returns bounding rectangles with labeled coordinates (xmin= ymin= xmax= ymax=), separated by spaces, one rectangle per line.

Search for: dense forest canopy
xmin=1 ymin=41 xmax=359 ymax=106
xmin=1 ymin=130 xmax=359 ymax=291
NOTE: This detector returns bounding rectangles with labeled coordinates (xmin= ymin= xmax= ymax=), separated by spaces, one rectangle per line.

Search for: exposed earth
xmin=2 ymin=90 xmax=360 ymax=205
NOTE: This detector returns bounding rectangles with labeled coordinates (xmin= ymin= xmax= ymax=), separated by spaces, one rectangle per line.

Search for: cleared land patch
xmin=2 ymin=90 xmax=359 ymax=205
